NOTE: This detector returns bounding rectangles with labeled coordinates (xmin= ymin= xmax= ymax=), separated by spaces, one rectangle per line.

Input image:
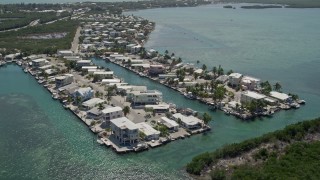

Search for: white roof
xmin=77 ymin=60 xmax=91 ymax=63
xmin=172 ymin=113 xmax=202 ymax=126
xmin=131 ymin=64 xmax=150 ymax=68
xmin=32 ymin=58 xmax=46 ymax=63
xmin=82 ymin=98 xmax=104 ymax=108
xmin=145 ymin=104 xmax=170 ymax=110
xmin=194 ymin=69 xmax=203 ymax=74
xmin=82 ymin=66 xmax=97 ymax=69
xmin=101 ymin=106 xmax=122 ymax=114
xmin=242 ymin=91 xmax=266 ymax=100
xmin=39 ymin=65 xmax=52 ymax=69
xmin=111 ymin=117 xmax=138 ymax=130
xmin=270 ymin=91 xmax=290 ymax=101
xmin=242 ymin=76 xmax=260 ymax=82
xmin=93 ymin=71 xmax=113 ymax=75
xmin=58 ymin=50 xmax=73 ymax=54
xmin=161 ymin=117 xmax=179 ymax=128
xmin=76 ymin=87 xmax=93 ymax=95
xmin=101 ymin=79 xmax=121 ymax=83
xmin=229 ymin=73 xmax=243 ymax=79
xmin=136 ymin=122 xmax=160 ymax=136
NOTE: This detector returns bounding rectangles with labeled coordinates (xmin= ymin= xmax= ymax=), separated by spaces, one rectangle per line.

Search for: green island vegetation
xmin=0 ymin=20 xmax=78 ymax=55
xmin=219 ymin=0 xmax=320 ymax=8
xmin=186 ymin=117 xmax=320 ymax=178
xmin=241 ymin=5 xmax=283 ymax=8
xmin=0 ymin=11 xmax=71 ymax=31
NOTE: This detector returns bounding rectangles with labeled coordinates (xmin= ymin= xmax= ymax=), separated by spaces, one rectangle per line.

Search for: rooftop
xmin=242 ymin=91 xmax=266 ymax=100
xmin=111 ymin=117 xmax=138 ymax=130
xmin=173 ymin=113 xmax=202 ymax=126
xmin=82 ymin=98 xmax=105 ymax=108
xmin=229 ymin=73 xmax=243 ymax=79
xmin=102 ymin=106 xmax=122 ymax=114
xmin=270 ymin=91 xmax=290 ymax=101
xmin=136 ymin=122 xmax=160 ymax=136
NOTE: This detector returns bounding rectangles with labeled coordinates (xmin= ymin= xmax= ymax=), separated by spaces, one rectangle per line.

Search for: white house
xmin=82 ymin=98 xmax=105 ymax=110
xmin=86 ymin=107 xmax=102 ymax=120
xmin=241 ymin=76 xmax=261 ymax=91
xmin=269 ymin=91 xmax=291 ymax=102
xmin=93 ymin=71 xmax=113 ymax=79
xmin=136 ymin=122 xmax=160 ymax=141
xmin=160 ymin=117 xmax=179 ymax=132
xmin=76 ymin=60 xmax=92 ymax=67
xmin=32 ymin=58 xmax=47 ymax=68
xmin=172 ymin=113 xmax=202 ymax=130
xmin=73 ymin=87 xmax=94 ymax=102
xmin=101 ymin=78 xmax=121 ymax=85
xmin=240 ymin=91 xmax=266 ymax=104
xmin=101 ymin=106 xmax=123 ymax=122
xmin=81 ymin=66 xmax=98 ymax=72
xmin=127 ymin=90 xmax=163 ymax=105
xmin=55 ymin=74 xmax=74 ymax=88
xmin=229 ymin=73 xmax=243 ymax=87
xmin=110 ymin=117 xmax=139 ymax=145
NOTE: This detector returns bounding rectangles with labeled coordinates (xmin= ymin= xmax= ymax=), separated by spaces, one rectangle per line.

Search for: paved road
xmin=70 ymin=26 xmax=81 ymax=53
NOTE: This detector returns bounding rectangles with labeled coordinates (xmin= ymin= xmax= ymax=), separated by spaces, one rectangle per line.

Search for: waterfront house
xmin=39 ymin=65 xmax=53 ymax=71
xmin=145 ymin=104 xmax=170 ymax=113
xmin=32 ymin=58 xmax=47 ymax=69
xmin=136 ymin=122 xmax=160 ymax=141
xmin=101 ymin=78 xmax=121 ymax=85
xmin=172 ymin=113 xmax=202 ymax=130
xmin=81 ymin=98 xmax=105 ymax=110
xmin=270 ymin=91 xmax=291 ymax=103
xmin=194 ymin=69 xmax=203 ymax=75
xmin=81 ymin=66 xmax=98 ymax=72
xmin=110 ymin=117 xmax=139 ymax=145
xmin=228 ymin=73 xmax=243 ymax=87
xmin=127 ymin=90 xmax=163 ymax=105
xmin=76 ymin=60 xmax=92 ymax=67
xmin=131 ymin=45 xmax=142 ymax=54
xmin=240 ymin=76 xmax=261 ymax=91
xmin=148 ymin=65 xmax=165 ymax=76
xmin=58 ymin=83 xmax=79 ymax=95
xmin=101 ymin=106 xmax=123 ymax=124
xmin=93 ymin=71 xmax=113 ymax=79
xmin=72 ymin=87 xmax=94 ymax=102
xmin=86 ymin=107 xmax=102 ymax=120
xmin=240 ymin=91 xmax=266 ymax=104
xmin=160 ymin=117 xmax=179 ymax=132
xmin=55 ymin=74 xmax=74 ymax=88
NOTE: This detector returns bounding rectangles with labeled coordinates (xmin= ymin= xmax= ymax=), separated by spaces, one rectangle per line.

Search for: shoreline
xmin=2 ymin=58 xmax=211 ymax=154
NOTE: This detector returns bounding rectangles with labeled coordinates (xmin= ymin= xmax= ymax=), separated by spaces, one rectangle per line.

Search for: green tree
xmin=123 ymin=106 xmax=130 ymax=116
xmin=202 ymin=112 xmax=212 ymax=125
xmin=273 ymin=82 xmax=282 ymax=92
xmin=98 ymin=103 xmax=104 ymax=111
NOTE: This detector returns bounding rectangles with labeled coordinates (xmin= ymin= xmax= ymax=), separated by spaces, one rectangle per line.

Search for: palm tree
xmin=123 ymin=106 xmax=130 ymax=116
xmin=202 ymin=112 xmax=212 ymax=125
xmin=212 ymin=66 xmax=217 ymax=77
xmin=98 ymin=103 xmax=104 ymax=111
xmin=273 ymin=82 xmax=282 ymax=92
xmin=202 ymin=64 xmax=207 ymax=71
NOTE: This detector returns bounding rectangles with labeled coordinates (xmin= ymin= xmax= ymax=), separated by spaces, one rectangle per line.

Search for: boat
xmin=184 ymin=92 xmax=196 ymax=100
xmin=96 ymin=139 xmax=104 ymax=145
xmin=297 ymin=100 xmax=306 ymax=105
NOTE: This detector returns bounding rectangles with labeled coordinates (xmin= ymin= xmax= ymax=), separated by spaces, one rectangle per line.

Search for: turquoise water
xmin=1 ymin=5 xmax=320 ymax=179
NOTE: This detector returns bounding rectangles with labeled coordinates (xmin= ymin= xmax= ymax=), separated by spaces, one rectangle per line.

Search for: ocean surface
xmin=1 ymin=5 xmax=320 ymax=179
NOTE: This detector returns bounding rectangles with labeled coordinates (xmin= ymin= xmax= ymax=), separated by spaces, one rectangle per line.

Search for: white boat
xmin=96 ymin=139 xmax=104 ymax=145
